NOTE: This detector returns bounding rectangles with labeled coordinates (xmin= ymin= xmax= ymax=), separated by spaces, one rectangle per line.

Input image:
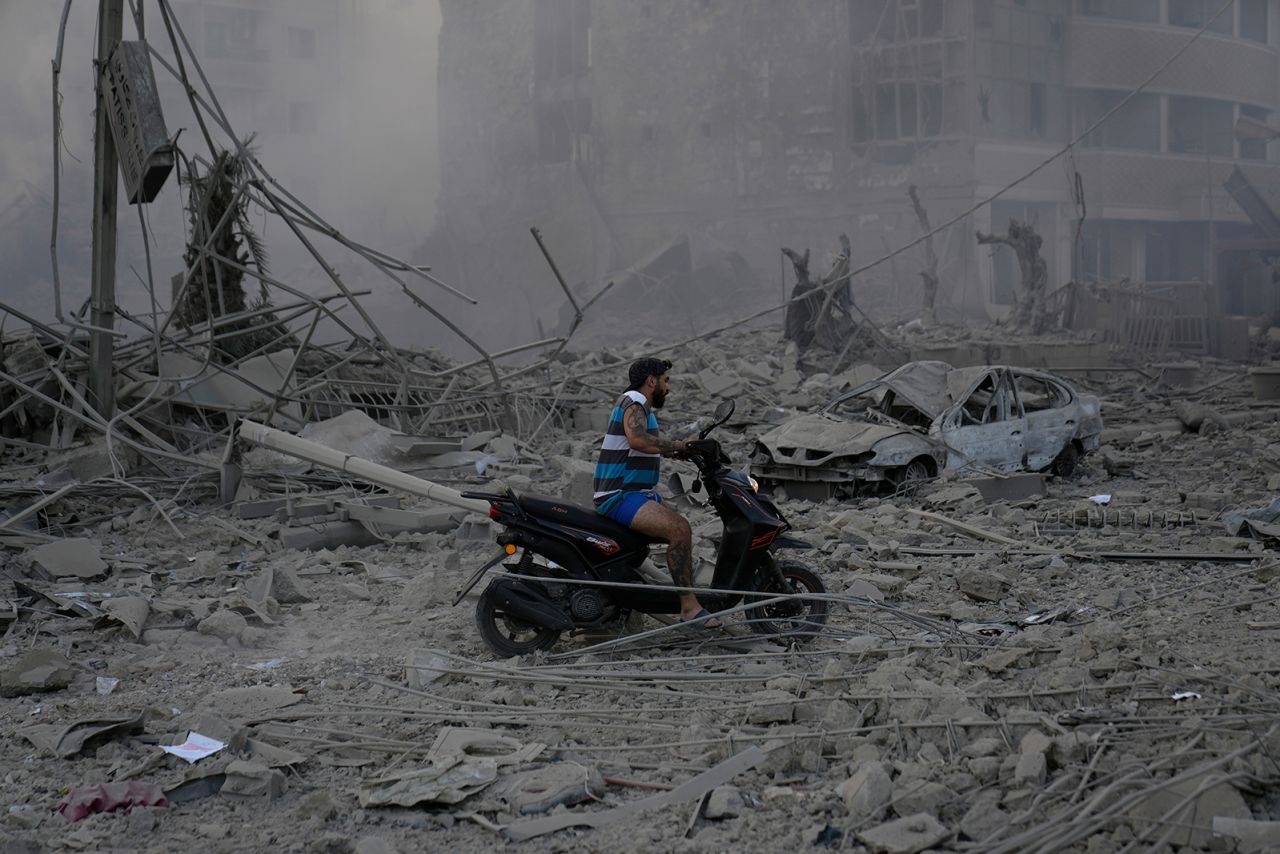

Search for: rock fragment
xmin=838 ymin=760 xmax=892 ymax=822
xmin=197 ymin=609 xmax=249 ymax=643
xmin=1013 ymin=752 xmax=1047 ymax=786
xmin=858 ymin=812 xmax=949 ymax=853
xmin=955 ymin=568 xmax=1009 ymax=602
xmin=704 ymin=785 xmax=744 ymax=820
xmin=1129 ymin=778 xmax=1249 ymax=849
xmin=1 ymin=649 xmax=76 ymax=697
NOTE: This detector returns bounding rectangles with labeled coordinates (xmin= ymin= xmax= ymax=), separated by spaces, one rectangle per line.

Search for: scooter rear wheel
xmin=746 ymin=559 xmax=828 ymax=640
xmin=476 ymin=592 xmax=560 ymax=657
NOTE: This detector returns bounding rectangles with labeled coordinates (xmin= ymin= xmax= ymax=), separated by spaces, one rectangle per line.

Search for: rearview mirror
xmin=699 ymin=399 xmax=736 ymax=439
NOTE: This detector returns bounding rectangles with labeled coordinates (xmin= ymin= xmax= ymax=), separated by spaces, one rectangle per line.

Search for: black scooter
xmin=455 ymin=400 xmax=828 ymax=656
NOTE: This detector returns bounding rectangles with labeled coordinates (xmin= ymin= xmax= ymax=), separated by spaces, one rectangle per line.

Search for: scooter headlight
xmin=748 ymin=476 xmax=760 ymax=493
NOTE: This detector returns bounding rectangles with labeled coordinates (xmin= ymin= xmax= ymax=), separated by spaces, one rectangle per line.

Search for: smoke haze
xmin=0 ymin=0 xmax=442 ymax=347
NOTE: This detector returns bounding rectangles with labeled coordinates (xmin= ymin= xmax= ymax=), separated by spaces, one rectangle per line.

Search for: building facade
xmin=432 ymin=0 xmax=1280 ymax=338
xmin=163 ymin=0 xmax=350 ymax=206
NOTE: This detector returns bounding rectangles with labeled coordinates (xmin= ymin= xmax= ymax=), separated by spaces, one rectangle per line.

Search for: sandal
xmin=680 ymin=608 xmax=725 ymax=630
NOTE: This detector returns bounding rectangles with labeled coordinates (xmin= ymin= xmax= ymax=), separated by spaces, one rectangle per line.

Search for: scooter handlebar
xmin=683 ymin=439 xmax=727 ymax=470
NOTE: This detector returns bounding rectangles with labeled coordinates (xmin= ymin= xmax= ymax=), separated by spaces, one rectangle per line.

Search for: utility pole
xmin=89 ymin=0 xmax=124 ymax=418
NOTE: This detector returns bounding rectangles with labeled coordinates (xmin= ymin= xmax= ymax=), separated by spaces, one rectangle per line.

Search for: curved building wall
xmin=1066 ymin=17 xmax=1279 ymax=108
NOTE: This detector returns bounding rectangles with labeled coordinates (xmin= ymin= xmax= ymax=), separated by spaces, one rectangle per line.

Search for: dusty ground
xmin=3 ymin=361 xmax=1280 ymax=853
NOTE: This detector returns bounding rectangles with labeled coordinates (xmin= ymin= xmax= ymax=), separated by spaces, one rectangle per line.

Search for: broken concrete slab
xmin=955 ymin=567 xmax=1009 ymax=602
xmin=1012 ymin=752 xmax=1047 ymax=786
xmin=837 ymin=760 xmax=892 ymax=822
xmin=358 ymin=755 xmax=499 ymax=808
xmin=2 ymin=648 xmax=76 ymax=697
xmin=746 ymin=689 xmax=796 ymax=724
xmin=354 ymin=836 xmax=400 ymax=854
xmin=207 ymin=684 xmax=303 ymax=723
xmin=502 ymin=763 xmax=605 ymax=815
xmin=704 ymin=784 xmax=744 ymax=820
xmin=892 ymin=781 xmax=955 ymax=820
xmin=428 ymin=727 xmax=544 ymax=767
xmin=197 ymin=609 xmax=250 ymax=643
xmin=21 ymin=712 xmax=147 ymax=758
xmin=220 ymin=761 xmax=286 ymax=800
xmin=972 ymin=473 xmax=1046 ymax=502
xmin=503 ymin=746 xmax=767 ymax=842
xmin=959 ymin=793 xmax=1009 ymax=842
xmin=244 ymin=565 xmax=310 ymax=604
xmin=1212 ymin=816 xmax=1280 ymax=853
xmin=1129 ymin=778 xmax=1250 ymax=849
xmin=29 ymin=539 xmax=108 ymax=580
xmin=98 ymin=596 xmax=149 ymax=640
xmin=858 ymin=812 xmax=950 ymax=854
xmin=696 ymin=368 xmax=743 ymax=398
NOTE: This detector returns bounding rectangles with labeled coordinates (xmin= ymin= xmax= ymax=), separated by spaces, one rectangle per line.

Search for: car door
xmin=937 ymin=369 xmax=1026 ymax=472
xmin=1011 ymin=372 xmax=1076 ymax=470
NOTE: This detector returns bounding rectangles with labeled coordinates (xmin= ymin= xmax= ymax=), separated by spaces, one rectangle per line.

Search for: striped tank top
xmin=593 ymin=391 xmax=661 ymax=507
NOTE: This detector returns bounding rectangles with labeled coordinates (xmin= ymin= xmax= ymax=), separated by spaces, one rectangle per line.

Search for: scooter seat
xmin=517 ymin=494 xmax=664 ymax=547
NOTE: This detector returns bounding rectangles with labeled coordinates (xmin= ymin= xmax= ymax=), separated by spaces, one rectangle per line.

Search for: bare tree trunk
xmin=908 ymin=185 xmax=939 ymax=326
xmin=976 ymin=219 xmax=1049 ymax=333
xmin=782 ymin=247 xmax=818 ymax=348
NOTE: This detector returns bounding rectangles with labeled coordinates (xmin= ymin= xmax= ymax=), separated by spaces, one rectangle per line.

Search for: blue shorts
xmin=597 ymin=490 xmax=661 ymax=526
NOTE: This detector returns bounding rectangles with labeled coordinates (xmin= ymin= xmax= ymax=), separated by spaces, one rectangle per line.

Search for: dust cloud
xmin=0 ymin=0 xmax=442 ymax=343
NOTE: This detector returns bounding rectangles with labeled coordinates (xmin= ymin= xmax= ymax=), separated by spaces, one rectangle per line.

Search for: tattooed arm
xmin=623 ymin=403 xmax=687 ymax=457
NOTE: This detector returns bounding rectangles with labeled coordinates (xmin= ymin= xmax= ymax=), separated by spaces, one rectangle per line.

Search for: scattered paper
xmin=1089 ymin=495 xmax=1111 ymax=505
xmin=160 ymin=731 xmax=226 ymax=763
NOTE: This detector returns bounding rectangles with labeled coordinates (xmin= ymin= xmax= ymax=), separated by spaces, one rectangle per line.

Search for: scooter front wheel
xmin=476 ymin=591 xmax=560 ymax=657
xmin=746 ymin=559 xmax=828 ymax=640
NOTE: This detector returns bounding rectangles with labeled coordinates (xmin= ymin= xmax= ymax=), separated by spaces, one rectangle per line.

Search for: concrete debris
xmin=1 ymin=648 xmax=76 ymax=698
xmin=197 ymin=609 xmax=250 ymax=643
xmin=404 ymin=649 xmax=450 ymax=689
xmin=837 ymin=760 xmax=893 ymax=822
xmin=358 ymin=755 xmax=499 ymax=808
xmin=955 ymin=567 xmax=1010 ymax=602
xmin=501 ymin=763 xmax=605 ymax=815
xmin=857 ymin=812 xmax=949 ymax=854
xmin=1212 ymin=816 xmax=1280 ymax=853
xmin=21 ymin=712 xmax=147 ymax=758
xmin=1129 ymin=778 xmax=1250 ymax=849
xmin=28 ymin=539 xmax=107 ymax=579
xmin=98 ymin=596 xmax=149 ymax=639
xmin=1012 ymin=751 xmax=1048 ymax=786
xmin=704 ymin=784 xmax=744 ymax=820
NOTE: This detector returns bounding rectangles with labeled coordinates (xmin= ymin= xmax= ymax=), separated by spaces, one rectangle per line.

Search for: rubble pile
xmin=3 ymin=317 xmax=1280 ymax=852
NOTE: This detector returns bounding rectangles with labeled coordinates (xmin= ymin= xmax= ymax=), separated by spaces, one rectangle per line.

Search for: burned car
xmin=751 ymin=361 xmax=1103 ymax=500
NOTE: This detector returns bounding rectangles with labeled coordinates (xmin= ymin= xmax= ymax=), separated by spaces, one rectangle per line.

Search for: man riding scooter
xmin=593 ymin=358 xmax=722 ymax=628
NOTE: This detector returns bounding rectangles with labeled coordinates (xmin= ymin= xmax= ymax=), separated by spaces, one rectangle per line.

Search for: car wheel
xmin=891 ymin=457 xmax=935 ymax=493
xmin=1050 ymin=443 xmax=1080 ymax=478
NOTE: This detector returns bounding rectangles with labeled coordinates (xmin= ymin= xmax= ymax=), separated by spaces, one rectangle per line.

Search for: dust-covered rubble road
xmin=4 ymin=362 xmax=1280 ymax=853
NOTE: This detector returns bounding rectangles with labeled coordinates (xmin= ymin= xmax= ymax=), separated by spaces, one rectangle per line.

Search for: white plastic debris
xmin=1089 ymin=495 xmax=1112 ymax=505
xmin=1171 ymin=690 xmax=1202 ymax=701
xmin=95 ymin=676 xmax=120 ymax=695
xmin=160 ymin=732 xmax=226 ymax=763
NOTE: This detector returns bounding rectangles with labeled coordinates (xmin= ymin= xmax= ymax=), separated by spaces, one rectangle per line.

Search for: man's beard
xmin=652 ymin=388 xmax=667 ymax=409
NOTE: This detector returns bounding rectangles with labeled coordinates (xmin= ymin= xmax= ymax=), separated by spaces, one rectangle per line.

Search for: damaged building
xmin=431 ymin=0 xmax=1280 ymax=344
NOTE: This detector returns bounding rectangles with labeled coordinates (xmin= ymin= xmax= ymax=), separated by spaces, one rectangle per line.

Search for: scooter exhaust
xmin=487 ymin=578 xmax=574 ymax=631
